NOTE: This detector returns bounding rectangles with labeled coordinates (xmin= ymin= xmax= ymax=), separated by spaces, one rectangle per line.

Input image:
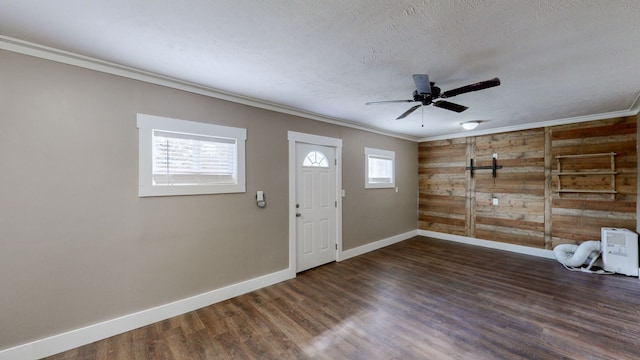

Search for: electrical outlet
xmin=493 ymin=153 xmax=498 ymax=159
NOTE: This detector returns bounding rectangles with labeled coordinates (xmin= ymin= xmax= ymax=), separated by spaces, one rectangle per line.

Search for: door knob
xmin=296 ymin=213 xmax=301 ymax=217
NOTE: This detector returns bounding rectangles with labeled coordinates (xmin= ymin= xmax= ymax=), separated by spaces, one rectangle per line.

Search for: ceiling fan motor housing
xmin=430 ymin=86 xmax=441 ymax=98
xmin=413 ymin=86 xmax=441 ymax=105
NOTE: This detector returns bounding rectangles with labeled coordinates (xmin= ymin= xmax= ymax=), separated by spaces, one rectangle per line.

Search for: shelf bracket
xmin=465 ymin=158 xmax=503 ymax=178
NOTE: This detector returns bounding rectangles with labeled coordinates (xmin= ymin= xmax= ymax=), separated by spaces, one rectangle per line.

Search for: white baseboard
xmin=418 ymin=230 xmax=556 ymax=259
xmin=1 ymin=229 xmax=554 ymax=359
xmin=339 ymin=230 xmax=419 ymax=261
xmin=0 ymin=269 xmax=294 ymax=360
xmin=2 ymin=229 xmax=418 ymax=360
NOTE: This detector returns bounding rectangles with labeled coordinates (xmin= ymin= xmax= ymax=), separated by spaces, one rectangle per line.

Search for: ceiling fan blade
xmin=433 ymin=100 xmax=468 ymax=113
xmin=396 ymin=105 xmax=421 ymax=120
xmin=412 ymin=74 xmax=431 ymax=95
xmin=366 ymin=99 xmax=413 ymax=105
xmin=440 ymin=77 xmax=501 ymax=98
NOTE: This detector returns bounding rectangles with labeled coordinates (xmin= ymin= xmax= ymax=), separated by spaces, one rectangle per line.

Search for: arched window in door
xmin=302 ymin=151 xmax=329 ymax=168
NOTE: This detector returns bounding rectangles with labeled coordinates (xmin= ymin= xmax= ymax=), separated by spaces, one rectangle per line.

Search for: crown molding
xmin=420 ymin=110 xmax=639 ymax=142
xmin=0 ymin=36 xmax=418 ymax=142
xmin=420 ymin=96 xmax=640 ymax=142
xmin=629 ymin=90 xmax=640 ymax=114
xmin=2 ymin=36 xmax=637 ymax=144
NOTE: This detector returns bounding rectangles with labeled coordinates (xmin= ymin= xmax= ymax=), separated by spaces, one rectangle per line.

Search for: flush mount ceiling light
xmin=461 ymin=121 xmax=480 ymax=130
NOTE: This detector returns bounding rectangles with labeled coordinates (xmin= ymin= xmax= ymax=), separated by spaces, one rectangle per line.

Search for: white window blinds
xmin=152 ymin=130 xmax=237 ymax=186
xmin=137 ymin=113 xmax=246 ymax=197
xmin=364 ymin=147 xmax=395 ymax=189
xmin=367 ymin=155 xmax=393 ymax=184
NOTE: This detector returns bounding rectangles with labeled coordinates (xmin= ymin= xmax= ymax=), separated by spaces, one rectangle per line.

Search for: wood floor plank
xmin=43 ymin=236 xmax=640 ymax=359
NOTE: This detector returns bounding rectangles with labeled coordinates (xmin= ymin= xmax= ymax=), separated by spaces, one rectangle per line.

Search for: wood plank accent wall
xmin=473 ymin=129 xmax=546 ymax=248
xmin=550 ymin=116 xmax=637 ymax=246
xmin=418 ymin=137 xmax=468 ymax=236
xmin=418 ymin=116 xmax=637 ymax=250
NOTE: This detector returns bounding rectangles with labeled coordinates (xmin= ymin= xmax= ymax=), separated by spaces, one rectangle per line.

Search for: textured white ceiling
xmin=1 ymin=0 xmax=640 ymax=139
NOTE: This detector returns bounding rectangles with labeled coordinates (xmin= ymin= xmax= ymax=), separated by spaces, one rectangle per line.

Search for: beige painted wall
xmin=0 ymin=50 xmax=418 ymax=350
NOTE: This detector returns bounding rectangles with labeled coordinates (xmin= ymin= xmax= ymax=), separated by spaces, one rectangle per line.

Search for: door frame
xmin=288 ymin=131 xmax=343 ymax=276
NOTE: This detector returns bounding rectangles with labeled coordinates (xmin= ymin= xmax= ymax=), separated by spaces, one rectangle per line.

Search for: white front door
xmin=296 ymin=143 xmax=337 ymax=272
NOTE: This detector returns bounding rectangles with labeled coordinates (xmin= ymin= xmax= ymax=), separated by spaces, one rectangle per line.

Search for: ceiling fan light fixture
xmin=461 ymin=121 xmax=480 ymax=130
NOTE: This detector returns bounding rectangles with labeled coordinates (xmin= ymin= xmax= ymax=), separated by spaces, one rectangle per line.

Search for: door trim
xmin=288 ymin=131 xmax=343 ymax=276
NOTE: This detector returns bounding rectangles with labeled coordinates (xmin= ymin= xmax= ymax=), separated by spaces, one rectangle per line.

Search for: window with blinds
xmin=152 ymin=130 xmax=237 ymax=186
xmin=138 ymin=114 xmax=246 ymax=197
xmin=364 ymin=147 xmax=395 ymax=189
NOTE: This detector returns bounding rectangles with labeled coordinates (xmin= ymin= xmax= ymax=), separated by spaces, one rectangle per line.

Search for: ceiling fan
xmin=366 ymin=75 xmax=501 ymax=120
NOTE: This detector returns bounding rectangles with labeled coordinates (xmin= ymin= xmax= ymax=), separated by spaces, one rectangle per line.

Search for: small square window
xmin=137 ymin=114 xmax=246 ymax=197
xmin=364 ymin=147 xmax=395 ymax=189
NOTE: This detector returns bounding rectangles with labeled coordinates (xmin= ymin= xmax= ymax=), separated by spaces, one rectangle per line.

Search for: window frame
xmin=364 ymin=147 xmax=395 ymax=189
xmin=137 ymin=113 xmax=246 ymax=197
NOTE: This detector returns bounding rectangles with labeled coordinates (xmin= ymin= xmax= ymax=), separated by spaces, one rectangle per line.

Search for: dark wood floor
xmin=45 ymin=236 xmax=640 ymax=359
